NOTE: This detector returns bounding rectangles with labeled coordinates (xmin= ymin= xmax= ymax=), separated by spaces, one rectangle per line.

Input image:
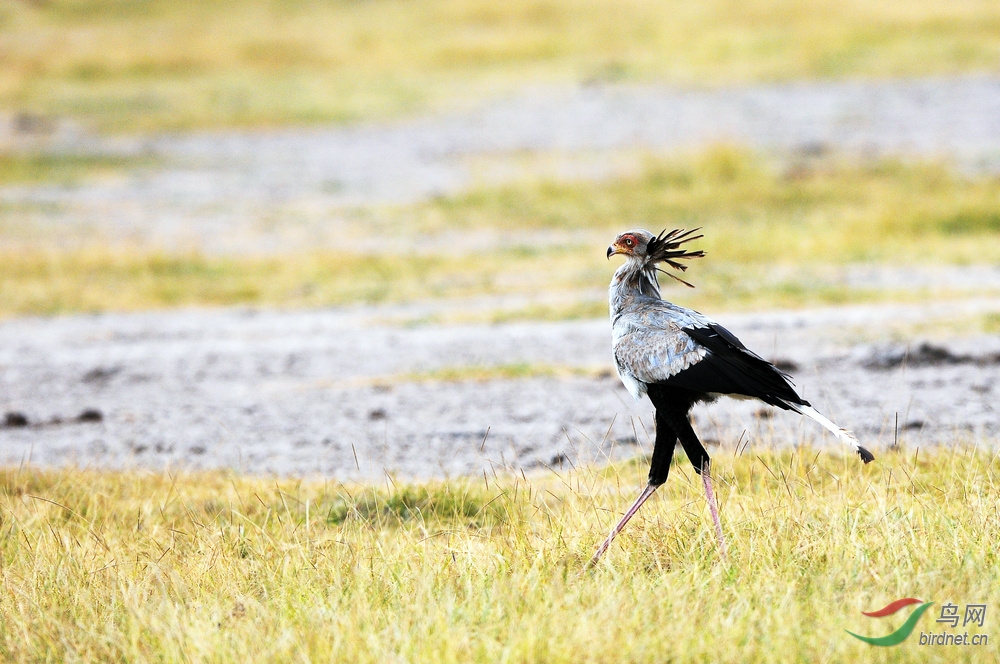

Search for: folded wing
xmin=614 ymin=303 xmax=807 ymax=410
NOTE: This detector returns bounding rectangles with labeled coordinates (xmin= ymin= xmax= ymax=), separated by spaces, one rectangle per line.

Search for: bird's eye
xmin=624 ymin=237 xmax=634 ymax=247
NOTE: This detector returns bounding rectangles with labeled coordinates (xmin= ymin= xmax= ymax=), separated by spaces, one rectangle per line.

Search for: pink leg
xmin=589 ymin=483 xmax=659 ymax=566
xmin=701 ymin=464 xmax=727 ymax=559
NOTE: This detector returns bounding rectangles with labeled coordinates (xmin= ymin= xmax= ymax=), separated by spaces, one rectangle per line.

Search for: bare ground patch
xmin=3 ymin=297 xmax=999 ymax=478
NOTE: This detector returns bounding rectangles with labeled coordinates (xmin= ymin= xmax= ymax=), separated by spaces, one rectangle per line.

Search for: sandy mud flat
xmin=3 ymin=297 xmax=999 ymax=479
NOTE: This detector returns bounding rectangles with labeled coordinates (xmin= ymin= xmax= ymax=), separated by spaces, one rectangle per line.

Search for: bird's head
xmin=607 ymin=228 xmax=706 ymax=287
xmin=607 ymin=230 xmax=656 ymax=261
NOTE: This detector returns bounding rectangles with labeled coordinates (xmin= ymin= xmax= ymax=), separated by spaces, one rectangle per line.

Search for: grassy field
xmin=0 ymin=444 xmax=995 ymax=662
xmin=4 ymin=150 xmax=1000 ymax=320
xmin=1 ymin=0 xmax=999 ymax=132
xmin=4 ymin=6 xmax=998 ymax=662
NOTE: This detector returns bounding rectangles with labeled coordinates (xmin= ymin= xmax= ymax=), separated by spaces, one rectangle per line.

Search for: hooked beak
xmin=606 ymin=245 xmax=615 ymax=260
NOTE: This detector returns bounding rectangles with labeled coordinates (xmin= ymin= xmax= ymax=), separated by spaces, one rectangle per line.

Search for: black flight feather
xmin=664 ymin=325 xmax=810 ymax=409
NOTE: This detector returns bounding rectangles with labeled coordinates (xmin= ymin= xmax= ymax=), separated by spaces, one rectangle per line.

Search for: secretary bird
xmin=592 ymin=228 xmax=874 ymax=564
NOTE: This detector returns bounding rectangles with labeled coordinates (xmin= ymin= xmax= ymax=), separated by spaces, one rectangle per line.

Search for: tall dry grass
xmin=1 ymin=444 xmax=996 ymax=662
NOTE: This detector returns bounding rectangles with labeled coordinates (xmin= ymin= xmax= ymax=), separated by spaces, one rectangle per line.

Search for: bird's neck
xmin=610 ymin=259 xmax=661 ymax=316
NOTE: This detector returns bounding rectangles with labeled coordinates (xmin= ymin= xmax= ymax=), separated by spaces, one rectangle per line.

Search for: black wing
xmin=657 ymin=323 xmax=809 ymax=410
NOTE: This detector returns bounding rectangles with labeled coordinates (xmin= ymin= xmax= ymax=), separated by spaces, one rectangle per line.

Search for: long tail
xmin=780 ymin=401 xmax=874 ymax=463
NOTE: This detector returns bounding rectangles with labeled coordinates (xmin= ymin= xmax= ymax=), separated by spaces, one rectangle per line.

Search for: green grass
xmin=416 ymin=149 xmax=1000 ymax=264
xmin=0 ymin=151 xmax=156 ymax=185
xmin=0 ymin=248 xmax=602 ymax=317
xmin=0 ymin=445 xmax=996 ymax=661
xmin=2 ymin=0 xmax=999 ymax=131
xmin=4 ymin=151 xmax=1000 ymax=320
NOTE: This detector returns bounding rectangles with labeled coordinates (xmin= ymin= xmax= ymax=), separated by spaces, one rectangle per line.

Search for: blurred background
xmin=2 ymin=0 xmax=1000 ymax=475
xmin=2 ymin=0 xmax=1000 ymax=319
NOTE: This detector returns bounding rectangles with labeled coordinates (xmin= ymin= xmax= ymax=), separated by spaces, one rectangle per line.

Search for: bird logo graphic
xmin=846 ymin=598 xmax=934 ymax=646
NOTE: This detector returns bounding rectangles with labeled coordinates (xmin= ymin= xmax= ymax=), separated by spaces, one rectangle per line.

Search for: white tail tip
xmin=783 ymin=402 xmax=874 ymax=464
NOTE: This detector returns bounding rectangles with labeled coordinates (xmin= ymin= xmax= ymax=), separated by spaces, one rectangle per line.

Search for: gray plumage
xmin=611 ymin=300 xmax=708 ymax=400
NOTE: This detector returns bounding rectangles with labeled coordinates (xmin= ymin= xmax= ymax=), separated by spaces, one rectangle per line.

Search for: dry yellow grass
xmin=0 ymin=444 xmax=996 ymax=662
xmin=2 ymin=0 xmax=998 ymax=131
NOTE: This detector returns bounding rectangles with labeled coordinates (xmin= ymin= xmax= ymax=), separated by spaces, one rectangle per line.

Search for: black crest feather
xmin=645 ymin=228 xmax=705 ymax=287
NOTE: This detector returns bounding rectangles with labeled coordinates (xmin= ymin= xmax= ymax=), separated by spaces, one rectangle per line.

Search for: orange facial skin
xmin=607 ymin=233 xmax=639 ymax=258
